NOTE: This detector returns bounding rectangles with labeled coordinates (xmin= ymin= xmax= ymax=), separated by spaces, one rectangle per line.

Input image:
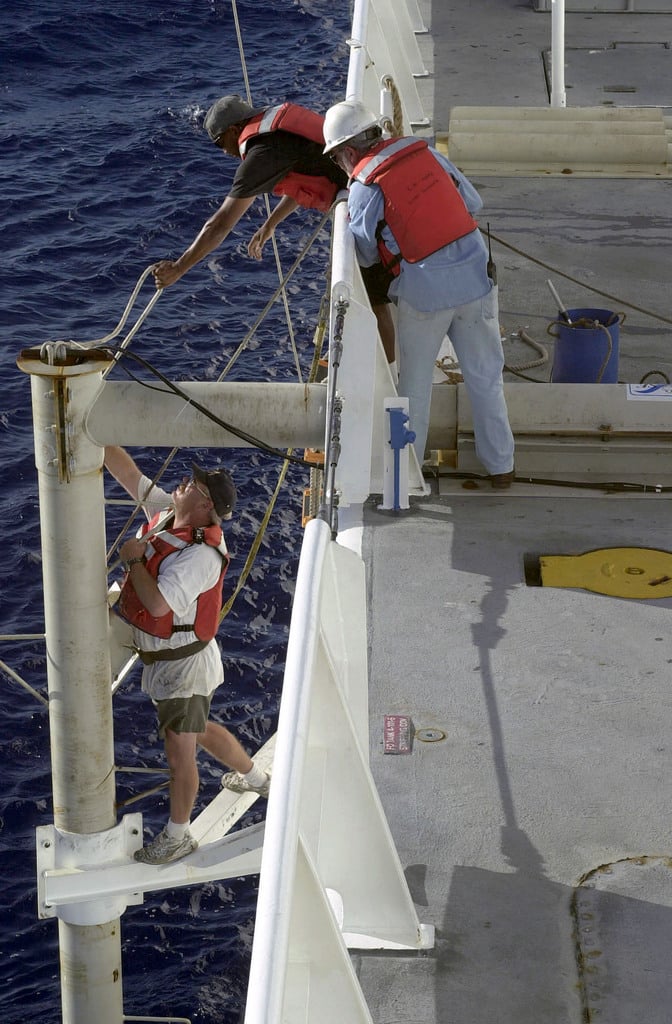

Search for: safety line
xmin=490 ymin=230 xmax=672 ymax=328
xmin=117 ymin=350 xmax=314 ymax=467
xmin=106 ymin=449 xmax=180 ymax=563
xmin=422 ymin=469 xmax=672 ymax=494
xmin=218 ymin=300 xmax=330 ymax=621
xmin=231 ymin=0 xmax=301 ymax=379
xmin=220 ymin=455 xmax=291 ymax=621
xmin=214 ymin=205 xmax=333 ymax=382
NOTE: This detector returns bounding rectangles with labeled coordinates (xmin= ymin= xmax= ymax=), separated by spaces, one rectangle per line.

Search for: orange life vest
xmin=118 ymin=511 xmax=229 ymax=641
xmin=352 ymin=137 xmax=478 ymax=276
xmin=238 ymin=102 xmax=339 ymax=212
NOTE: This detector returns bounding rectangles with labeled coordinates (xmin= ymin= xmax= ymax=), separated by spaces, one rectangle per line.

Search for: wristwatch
xmin=125 ymin=556 xmax=145 ymax=569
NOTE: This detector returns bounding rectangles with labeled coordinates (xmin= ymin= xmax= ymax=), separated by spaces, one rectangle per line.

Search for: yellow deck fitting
xmin=425 ymin=449 xmax=458 ymax=468
xmin=539 ymin=547 xmax=672 ymax=599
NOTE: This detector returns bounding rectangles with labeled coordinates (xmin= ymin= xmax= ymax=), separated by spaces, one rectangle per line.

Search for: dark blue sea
xmin=0 ymin=2 xmax=349 ymax=1020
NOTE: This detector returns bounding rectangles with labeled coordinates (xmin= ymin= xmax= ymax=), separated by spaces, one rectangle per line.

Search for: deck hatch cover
xmin=539 ymin=546 xmax=672 ymax=598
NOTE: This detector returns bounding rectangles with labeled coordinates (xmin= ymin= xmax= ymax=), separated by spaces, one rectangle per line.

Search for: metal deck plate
xmin=575 ymin=858 xmax=672 ymax=1022
xmin=544 ymin=42 xmax=672 ymax=105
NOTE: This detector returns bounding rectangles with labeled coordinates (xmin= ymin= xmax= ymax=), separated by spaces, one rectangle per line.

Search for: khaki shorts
xmin=155 ymin=695 xmax=211 ymax=738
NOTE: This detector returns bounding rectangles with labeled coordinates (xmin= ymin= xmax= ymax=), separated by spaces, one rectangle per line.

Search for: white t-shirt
xmin=133 ymin=476 xmax=225 ymax=701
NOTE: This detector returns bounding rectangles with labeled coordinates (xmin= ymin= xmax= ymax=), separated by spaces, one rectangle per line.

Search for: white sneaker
xmin=134 ymin=826 xmax=198 ymax=864
xmin=221 ymin=768 xmax=271 ymax=799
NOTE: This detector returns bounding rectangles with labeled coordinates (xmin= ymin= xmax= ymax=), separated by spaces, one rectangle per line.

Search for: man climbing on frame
xmin=105 ymin=445 xmax=271 ymax=864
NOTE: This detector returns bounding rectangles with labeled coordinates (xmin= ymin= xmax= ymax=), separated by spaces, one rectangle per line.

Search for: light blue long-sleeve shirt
xmin=347 ymin=145 xmax=493 ymax=312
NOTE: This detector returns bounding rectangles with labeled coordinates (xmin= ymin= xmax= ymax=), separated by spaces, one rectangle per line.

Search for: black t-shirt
xmin=228 ymin=131 xmax=348 ymax=199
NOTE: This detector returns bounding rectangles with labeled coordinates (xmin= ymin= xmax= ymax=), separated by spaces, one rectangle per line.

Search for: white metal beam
xmin=86 ymin=380 xmax=326 ymax=449
xmin=38 ymin=820 xmax=264 ymax=917
xmin=282 ymin=840 xmax=377 ymax=1024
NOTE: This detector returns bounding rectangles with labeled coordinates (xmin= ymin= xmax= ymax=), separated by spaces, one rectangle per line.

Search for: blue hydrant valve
xmin=388 ymin=406 xmax=416 ymax=450
xmin=383 ymin=404 xmax=415 ymax=512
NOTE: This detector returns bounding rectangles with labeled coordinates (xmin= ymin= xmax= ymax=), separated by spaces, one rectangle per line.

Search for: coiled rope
xmin=381 ymin=76 xmax=404 ymax=138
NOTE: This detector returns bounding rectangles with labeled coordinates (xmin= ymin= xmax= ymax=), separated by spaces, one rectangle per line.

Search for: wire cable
xmin=231 ymin=0 xmax=301 ymax=379
xmin=115 ymin=348 xmax=315 ymax=468
xmin=490 ymin=230 xmax=672 ymax=328
xmin=214 ymin=205 xmax=333 ymax=382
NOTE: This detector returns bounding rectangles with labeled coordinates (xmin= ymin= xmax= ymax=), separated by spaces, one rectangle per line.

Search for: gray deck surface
xmin=355 ymin=3 xmax=672 ymax=1021
xmin=423 ymin=0 xmax=672 ymax=387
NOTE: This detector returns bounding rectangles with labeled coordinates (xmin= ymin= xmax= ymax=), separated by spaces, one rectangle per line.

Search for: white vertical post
xmin=329 ymin=208 xmax=379 ymax=509
xmin=550 ymin=0 xmax=567 ymax=107
xmin=18 ymin=345 xmax=123 ymax=1024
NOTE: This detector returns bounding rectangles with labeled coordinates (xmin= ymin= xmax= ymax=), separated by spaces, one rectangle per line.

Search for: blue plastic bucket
xmin=549 ymin=308 xmax=621 ymax=383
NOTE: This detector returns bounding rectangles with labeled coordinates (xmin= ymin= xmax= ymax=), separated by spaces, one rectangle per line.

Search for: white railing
xmin=328 ymin=0 xmax=430 ymax=509
xmin=347 ymin=0 xmax=429 ymax=127
xmin=326 ymin=209 xmax=427 ymax=507
xmin=244 ymin=518 xmax=432 ymax=1024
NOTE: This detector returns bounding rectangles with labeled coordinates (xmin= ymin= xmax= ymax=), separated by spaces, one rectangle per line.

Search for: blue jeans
xmin=397 ymin=289 xmax=514 ymax=474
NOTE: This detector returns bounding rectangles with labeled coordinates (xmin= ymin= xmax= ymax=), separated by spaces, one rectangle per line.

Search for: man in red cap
xmin=105 ymin=445 xmax=271 ymax=864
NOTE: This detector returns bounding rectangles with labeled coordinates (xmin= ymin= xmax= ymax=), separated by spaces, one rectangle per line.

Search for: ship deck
xmin=356 ymin=2 xmax=672 ymax=1021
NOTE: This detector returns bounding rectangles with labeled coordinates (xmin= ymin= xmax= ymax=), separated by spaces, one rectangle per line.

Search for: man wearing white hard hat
xmin=323 ymin=100 xmax=515 ymax=488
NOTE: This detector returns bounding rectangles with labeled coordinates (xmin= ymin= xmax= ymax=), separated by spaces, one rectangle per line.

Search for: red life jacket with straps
xmin=238 ymin=102 xmax=339 ymax=212
xmin=118 ymin=511 xmax=230 ymax=641
xmin=352 ymin=137 xmax=478 ymax=276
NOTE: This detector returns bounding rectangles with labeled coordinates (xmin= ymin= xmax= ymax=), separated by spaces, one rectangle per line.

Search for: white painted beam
xmin=85 ymin=380 xmax=326 ymax=449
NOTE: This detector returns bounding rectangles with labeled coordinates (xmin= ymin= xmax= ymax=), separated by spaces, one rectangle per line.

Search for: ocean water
xmin=0 ymin=2 xmax=349 ymax=1021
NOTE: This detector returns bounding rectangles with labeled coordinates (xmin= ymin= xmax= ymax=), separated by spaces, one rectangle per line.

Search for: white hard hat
xmin=323 ymin=100 xmax=380 ymax=154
